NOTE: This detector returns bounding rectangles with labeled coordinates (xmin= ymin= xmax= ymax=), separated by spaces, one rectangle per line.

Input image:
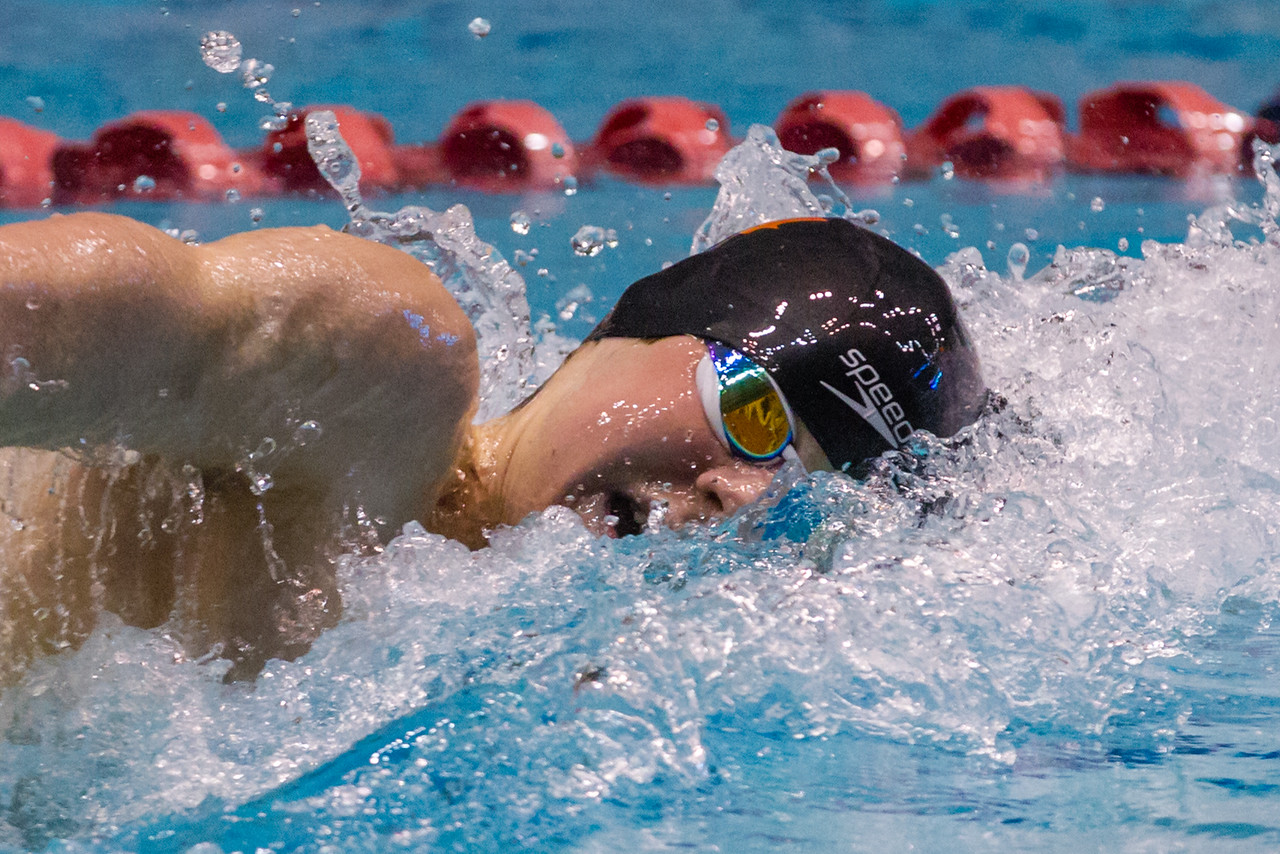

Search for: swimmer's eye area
xmin=697 ymin=341 xmax=797 ymax=464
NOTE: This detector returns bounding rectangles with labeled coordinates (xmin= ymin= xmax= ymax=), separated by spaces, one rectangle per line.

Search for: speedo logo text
xmin=820 ymin=348 xmax=914 ymax=447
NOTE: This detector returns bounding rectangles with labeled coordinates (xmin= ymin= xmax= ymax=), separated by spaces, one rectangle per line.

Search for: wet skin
xmin=474 ymin=336 xmax=786 ymax=538
xmin=0 ymin=213 xmax=792 ymax=679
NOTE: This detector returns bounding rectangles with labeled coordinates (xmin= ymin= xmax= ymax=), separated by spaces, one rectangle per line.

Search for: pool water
xmin=4 ymin=1 xmax=1280 ymax=852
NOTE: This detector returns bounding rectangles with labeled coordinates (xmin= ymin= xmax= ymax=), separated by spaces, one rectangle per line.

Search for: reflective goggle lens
xmin=704 ymin=341 xmax=794 ymax=461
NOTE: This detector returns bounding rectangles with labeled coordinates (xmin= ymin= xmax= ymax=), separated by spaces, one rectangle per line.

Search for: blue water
xmin=4 ymin=1 xmax=1280 ymax=852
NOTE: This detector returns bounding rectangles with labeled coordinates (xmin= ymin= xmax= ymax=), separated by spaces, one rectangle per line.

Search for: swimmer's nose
xmin=694 ymin=464 xmax=777 ymax=517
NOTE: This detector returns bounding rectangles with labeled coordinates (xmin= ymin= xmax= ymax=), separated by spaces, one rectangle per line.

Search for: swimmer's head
xmin=585 ymin=217 xmax=987 ymax=471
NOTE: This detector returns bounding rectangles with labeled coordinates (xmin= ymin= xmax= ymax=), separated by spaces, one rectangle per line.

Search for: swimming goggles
xmin=696 ymin=340 xmax=799 ymax=464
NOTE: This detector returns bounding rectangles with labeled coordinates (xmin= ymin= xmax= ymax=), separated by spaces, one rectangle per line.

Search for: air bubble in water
xmin=1024 ymin=227 xmax=1039 ymax=241
xmin=468 ymin=17 xmax=492 ymax=38
xmin=225 ymin=188 xmax=241 ymax=203
xmin=562 ymin=175 xmax=579 ymax=196
xmin=814 ymin=147 xmax=840 ymax=166
xmin=1118 ymin=237 xmax=1130 ymax=252
xmin=854 ymin=209 xmax=880 ymax=225
xmin=571 ymin=225 xmax=607 ymax=257
xmin=200 ymin=31 xmax=242 ymax=73
xmin=551 ymin=142 xmax=565 ymax=159
xmin=1007 ymin=242 xmax=1030 ymax=280
xmin=25 ymin=96 xmax=44 ymax=113
xmin=1090 ymin=196 xmax=1105 ymax=213
xmin=216 ymin=102 xmax=227 ymax=113
xmin=510 ymin=211 xmax=531 ymax=235
xmin=940 ymin=161 xmax=955 ymax=180
xmin=133 ymin=175 xmax=156 ymax=193
xmin=250 ymin=207 xmax=264 ymax=224
xmin=705 ymin=118 xmax=720 ymax=132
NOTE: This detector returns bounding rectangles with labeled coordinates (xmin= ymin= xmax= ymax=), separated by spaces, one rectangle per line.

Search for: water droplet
xmin=562 ymin=175 xmax=578 ymax=196
xmin=239 ymin=58 xmax=273 ymax=90
xmin=250 ymin=207 xmax=264 ymax=224
xmin=216 ymin=102 xmax=227 ymax=113
xmin=249 ymin=437 xmax=277 ymax=462
xmin=550 ymin=142 xmax=565 ymax=159
xmin=1006 ymin=243 xmax=1030 ymax=280
xmin=705 ymin=118 xmax=720 ymax=132
xmin=854 ymin=209 xmax=880 ymax=226
xmin=292 ymin=420 xmax=322 ymax=446
xmin=571 ymin=225 xmax=607 ymax=257
xmin=604 ymin=228 xmax=618 ymax=249
xmin=249 ymin=472 xmax=274 ymax=495
xmin=25 ymin=96 xmax=44 ymax=113
xmin=292 ymin=7 xmax=301 ymax=16
xmin=260 ymin=114 xmax=288 ymax=132
xmin=133 ymin=174 xmax=156 ymax=193
xmin=1090 ymin=196 xmax=1105 ymax=213
xmin=468 ymin=17 xmax=492 ymax=38
xmin=180 ymin=229 xmax=200 ymax=245
xmin=513 ymin=248 xmax=533 ymax=266
xmin=225 ymin=188 xmax=241 ymax=203
xmin=509 ymin=210 xmax=531 ymax=235
xmin=941 ymin=213 xmax=960 ymax=238
xmin=1117 ymin=237 xmax=1130 ymax=252
xmin=200 ymin=31 xmax=242 ymax=73
xmin=24 ymin=297 xmax=40 ymax=310
xmin=1024 ymin=227 xmax=1039 ymax=241
xmin=305 ymin=111 xmax=365 ymax=214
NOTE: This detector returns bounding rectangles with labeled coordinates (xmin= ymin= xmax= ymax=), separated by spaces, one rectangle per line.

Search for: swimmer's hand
xmin=0 ymin=212 xmax=478 ymax=526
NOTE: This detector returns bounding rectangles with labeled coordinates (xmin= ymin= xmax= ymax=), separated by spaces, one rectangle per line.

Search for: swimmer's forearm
xmin=0 ymin=214 xmax=478 ymax=515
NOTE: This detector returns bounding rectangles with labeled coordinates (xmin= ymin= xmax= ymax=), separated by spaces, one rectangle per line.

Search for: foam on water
xmin=5 ymin=136 xmax=1280 ymax=851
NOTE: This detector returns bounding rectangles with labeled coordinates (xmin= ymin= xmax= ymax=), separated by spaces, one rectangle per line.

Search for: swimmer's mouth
xmin=605 ymin=491 xmax=647 ymax=538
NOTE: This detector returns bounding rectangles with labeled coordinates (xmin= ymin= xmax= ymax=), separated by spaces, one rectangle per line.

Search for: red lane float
xmin=588 ymin=97 xmax=731 ymax=184
xmin=906 ymin=87 xmax=1067 ymax=182
xmin=0 ymin=119 xmax=58 ymax=208
xmin=439 ymin=100 xmax=575 ymax=192
xmin=52 ymin=111 xmax=261 ymax=204
xmin=256 ymin=105 xmax=399 ymax=195
xmin=775 ymin=91 xmax=906 ymax=184
xmin=1069 ymin=82 xmax=1252 ymax=176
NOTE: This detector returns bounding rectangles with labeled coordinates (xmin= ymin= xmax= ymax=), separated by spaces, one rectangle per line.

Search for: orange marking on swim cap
xmin=739 ymin=217 xmax=829 ymax=236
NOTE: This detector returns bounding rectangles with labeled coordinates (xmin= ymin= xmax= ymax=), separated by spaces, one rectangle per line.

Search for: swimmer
xmin=0 ymin=214 xmax=984 ymax=680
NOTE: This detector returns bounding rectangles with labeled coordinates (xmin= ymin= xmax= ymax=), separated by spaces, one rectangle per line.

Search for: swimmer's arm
xmin=0 ymin=212 xmax=478 ymax=521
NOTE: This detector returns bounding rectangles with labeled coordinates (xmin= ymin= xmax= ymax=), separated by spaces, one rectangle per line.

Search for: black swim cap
xmin=585 ymin=217 xmax=986 ymax=471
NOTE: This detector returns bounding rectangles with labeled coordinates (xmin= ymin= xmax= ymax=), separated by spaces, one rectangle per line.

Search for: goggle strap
xmin=695 ymin=354 xmax=726 ymax=444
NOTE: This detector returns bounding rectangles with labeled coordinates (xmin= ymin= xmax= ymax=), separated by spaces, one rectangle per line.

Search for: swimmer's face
xmin=496 ymin=336 xmax=785 ymax=537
